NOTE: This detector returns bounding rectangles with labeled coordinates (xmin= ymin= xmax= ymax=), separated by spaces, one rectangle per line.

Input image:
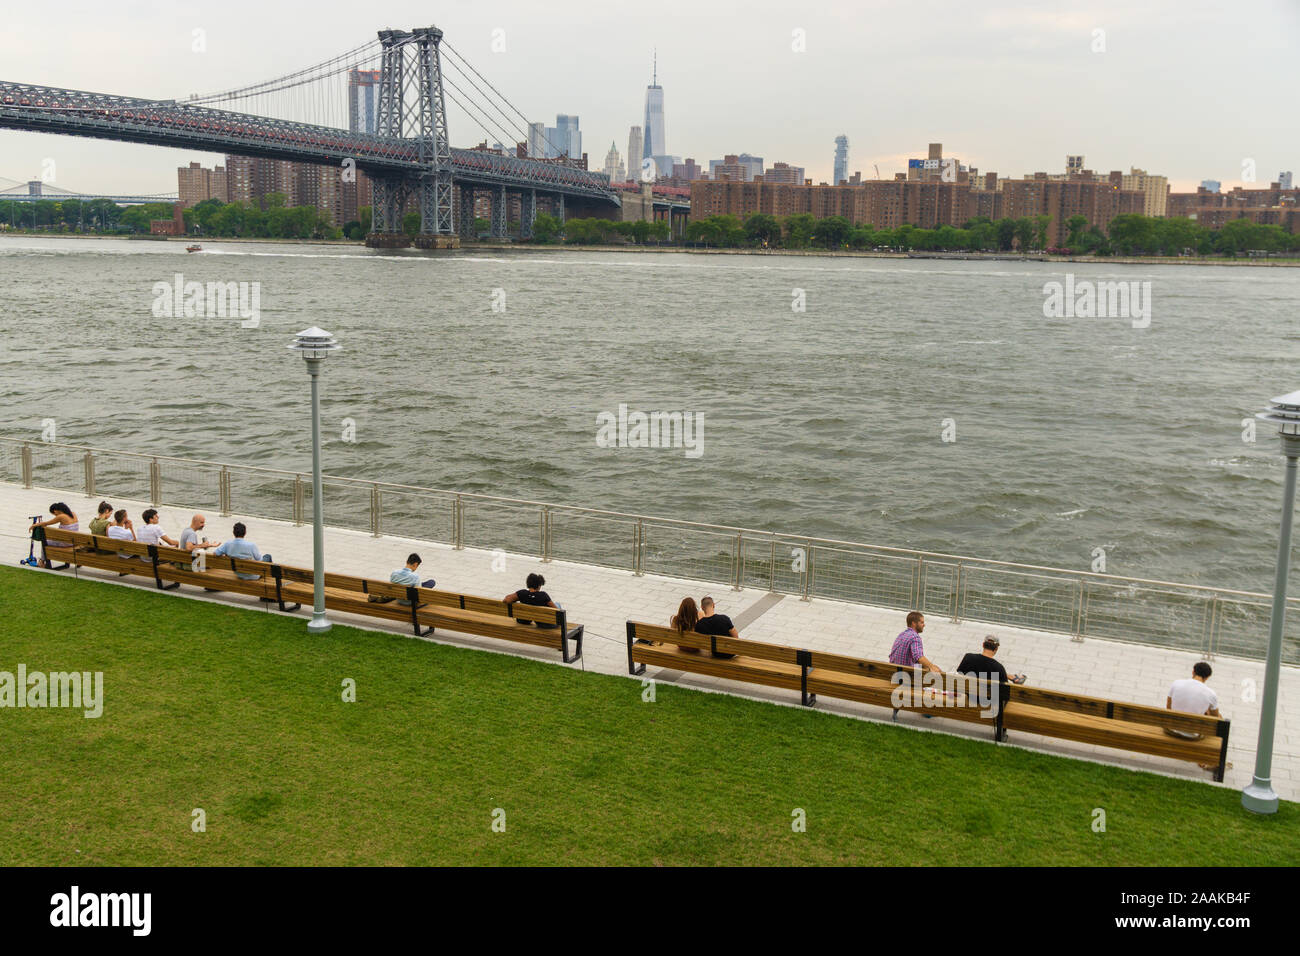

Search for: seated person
xmin=136 ymin=508 xmax=179 ymax=549
xmin=1166 ymin=662 xmax=1224 ymax=772
xmin=504 ymin=573 xmax=560 ymax=628
xmin=694 ymin=596 xmax=739 ymax=659
xmin=373 ymin=553 xmax=436 ymax=605
xmin=179 ymin=514 xmax=221 ymax=553
xmin=105 ymin=509 xmax=137 ymax=558
xmin=88 ymin=501 xmax=113 ymax=536
xmin=954 ymin=635 xmax=1025 ymax=737
xmin=668 ymin=596 xmax=700 ymax=651
xmin=212 ymin=522 xmax=272 ymax=580
xmin=30 ymin=502 xmax=79 ymax=567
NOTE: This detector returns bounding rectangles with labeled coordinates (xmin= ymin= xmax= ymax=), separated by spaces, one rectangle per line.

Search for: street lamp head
xmin=1257 ymin=390 xmax=1300 ymax=440
xmin=288 ymin=327 xmax=341 ymax=361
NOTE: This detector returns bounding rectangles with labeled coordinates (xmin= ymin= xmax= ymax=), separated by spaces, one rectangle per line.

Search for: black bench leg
xmin=798 ymin=653 xmax=816 ymax=707
xmin=562 ymin=626 xmax=584 ymax=664
xmin=1215 ymin=733 xmax=1230 ymax=783
xmin=626 ymin=623 xmax=646 ymax=676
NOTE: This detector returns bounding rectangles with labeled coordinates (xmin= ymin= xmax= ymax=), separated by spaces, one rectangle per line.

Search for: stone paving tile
xmin=4 ymin=479 xmax=1296 ymax=802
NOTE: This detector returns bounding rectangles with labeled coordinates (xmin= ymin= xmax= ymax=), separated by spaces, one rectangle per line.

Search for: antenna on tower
xmin=653 ymin=49 xmax=657 ymax=85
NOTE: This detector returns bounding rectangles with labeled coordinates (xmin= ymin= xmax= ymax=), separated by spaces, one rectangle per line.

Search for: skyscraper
xmin=627 ymin=126 xmax=644 ymax=181
xmin=603 ymin=142 xmax=625 ymax=183
xmin=1281 ymin=171 xmax=1294 ymax=190
xmin=642 ymin=52 xmax=666 ymax=177
xmin=347 ymin=69 xmax=381 ymax=134
xmin=834 ymin=135 xmax=849 ymax=186
xmin=554 ymin=114 xmax=581 ymax=160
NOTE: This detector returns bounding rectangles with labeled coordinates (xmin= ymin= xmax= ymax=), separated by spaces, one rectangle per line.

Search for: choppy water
xmin=1 ymin=235 xmax=1298 ymax=593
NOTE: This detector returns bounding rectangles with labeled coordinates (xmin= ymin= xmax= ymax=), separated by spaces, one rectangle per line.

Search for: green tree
xmin=531 ymin=212 xmax=560 ymax=242
xmin=744 ymin=212 xmax=780 ymax=246
xmin=812 ymin=215 xmax=852 ymax=249
xmin=1064 ymin=214 xmax=1088 ymax=248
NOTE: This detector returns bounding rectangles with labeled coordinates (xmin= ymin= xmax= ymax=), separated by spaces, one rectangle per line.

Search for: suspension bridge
xmin=0 ymin=176 xmax=176 ymax=205
xmin=0 ymin=26 xmax=623 ymax=247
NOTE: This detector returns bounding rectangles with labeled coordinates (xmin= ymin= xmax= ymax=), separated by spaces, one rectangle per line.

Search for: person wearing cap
xmin=954 ymin=634 xmax=1026 ymax=739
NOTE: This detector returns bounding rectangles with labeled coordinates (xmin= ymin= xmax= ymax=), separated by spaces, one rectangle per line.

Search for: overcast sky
xmin=1 ymin=0 xmax=1296 ymax=196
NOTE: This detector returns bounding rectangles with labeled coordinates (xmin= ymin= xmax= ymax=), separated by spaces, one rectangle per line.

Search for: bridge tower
xmin=366 ymin=26 xmax=458 ymax=249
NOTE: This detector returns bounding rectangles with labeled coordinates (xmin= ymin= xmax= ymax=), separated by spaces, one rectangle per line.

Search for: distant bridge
xmin=0 ymin=177 xmax=176 ymax=205
xmin=0 ymin=26 xmax=623 ymax=246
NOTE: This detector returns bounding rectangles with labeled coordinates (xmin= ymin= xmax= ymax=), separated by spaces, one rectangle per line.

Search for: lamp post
xmin=1243 ymin=390 xmax=1300 ymax=814
xmin=288 ymin=327 xmax=341 ymax=634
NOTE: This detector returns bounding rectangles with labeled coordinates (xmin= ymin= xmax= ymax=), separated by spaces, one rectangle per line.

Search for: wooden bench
xmin=625 ymin=620 xmax=1230 ymax=779
xmin=273 ymin=566 xmax=584 ymax=662
xmin=1002 ymin=685 xmax=1231 ymax=781
xmin=45 ymin=528 xmax=284 ymax=605
xmin=42 ymin=528 xmax=583 ymax=663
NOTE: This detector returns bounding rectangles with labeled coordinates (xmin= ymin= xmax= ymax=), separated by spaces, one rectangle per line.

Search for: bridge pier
xmin=520 ymin=188 xmax=536 ymax=240
xmin=459 ymin=187 xmax=475 ymax=240
xmin=490 ymin=185 xmax=507 ymax=239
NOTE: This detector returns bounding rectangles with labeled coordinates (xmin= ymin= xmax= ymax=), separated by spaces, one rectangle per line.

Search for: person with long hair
xmin=29 ymin=502 xmax=78 ymax=568
xmin=670 ymin=596 xmax=701 ymax=652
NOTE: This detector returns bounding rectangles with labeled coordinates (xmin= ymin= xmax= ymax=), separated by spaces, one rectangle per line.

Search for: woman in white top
xmin=29 ymin=502 xmax=79 ymax=568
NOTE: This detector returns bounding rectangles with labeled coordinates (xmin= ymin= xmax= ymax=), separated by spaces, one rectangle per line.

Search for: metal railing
xmin=4 ymin=435 xmax=1297 ymax=665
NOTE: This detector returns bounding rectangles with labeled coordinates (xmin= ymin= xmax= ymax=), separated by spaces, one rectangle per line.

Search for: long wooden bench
xmin=626 ymin=620 xmax=1230 ymax=780
xmin=42 ymin=528 xmax=583 ymax=663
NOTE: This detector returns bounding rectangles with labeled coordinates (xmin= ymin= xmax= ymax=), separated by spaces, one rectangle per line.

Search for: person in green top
xmin=87 ymin=501 xmax=113 ymax=536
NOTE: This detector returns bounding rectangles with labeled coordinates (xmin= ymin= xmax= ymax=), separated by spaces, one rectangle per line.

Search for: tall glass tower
xmin=834 ymin=135 xmax=849 ymax=186
xmin=642 ymin=51 xmax=666 ymax=177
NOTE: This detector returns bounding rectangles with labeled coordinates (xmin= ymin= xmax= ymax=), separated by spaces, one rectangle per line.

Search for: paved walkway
xmin=5 ymin=480 xmax=1296 ymax=802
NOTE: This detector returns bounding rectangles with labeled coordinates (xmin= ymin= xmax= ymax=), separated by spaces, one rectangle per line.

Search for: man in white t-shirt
xmin=136 ymin=509 xmax=179 ymax=548
xmin=106 ymin=509 xmax=137 ymax=558
xmin=1166 ymin=661 xmax=1221 ymax=742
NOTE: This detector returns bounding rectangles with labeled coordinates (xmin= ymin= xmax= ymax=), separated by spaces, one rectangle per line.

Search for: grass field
xmin=2 ymin=564 xmax=1296 ymax=866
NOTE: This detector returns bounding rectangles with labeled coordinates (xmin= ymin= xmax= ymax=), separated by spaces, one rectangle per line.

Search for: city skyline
xmin=0 ymin=0 xmax=1295 ymax=194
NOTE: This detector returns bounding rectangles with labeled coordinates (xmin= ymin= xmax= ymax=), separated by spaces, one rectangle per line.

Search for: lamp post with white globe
xmin=1243 ymin=389 xmax=1300 ymax=814
xmin=288 ymin=327 xmax=341 ymax=634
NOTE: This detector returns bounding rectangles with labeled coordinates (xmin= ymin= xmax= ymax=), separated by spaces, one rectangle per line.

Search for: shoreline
xmin=2 ymin=230 xmax=1298 ymax=267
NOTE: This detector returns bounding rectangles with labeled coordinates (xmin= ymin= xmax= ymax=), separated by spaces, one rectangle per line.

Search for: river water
xmin=1 ymin=235 xmax=1297 ymax=593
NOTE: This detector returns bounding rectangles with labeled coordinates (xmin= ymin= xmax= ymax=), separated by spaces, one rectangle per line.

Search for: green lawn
xmin=1 ymin=564 xmax=1295 ymax=866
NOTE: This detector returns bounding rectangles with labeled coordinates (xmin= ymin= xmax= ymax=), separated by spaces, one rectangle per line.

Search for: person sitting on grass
xmin=504 ymin=573 xmax=560 ymax=628
xmin=88 ymin=501 xmax=113 ymax=536
xmin=1166 ymin=661 xmax=1226 ymax=773
xmin=136 ymin=508 xmax=179 ymax=549
xmin=670 ymin=596 xmax=701 ymax=652
xmin=372 ymin=553 xmax=436 ymax=606
xmin=212 ymin=522 xmax=272 ymax=580
xmin=30 ymin=502 xmax=79 ymax=567
xmin=694 ymin=595 xmax=739 ymax=659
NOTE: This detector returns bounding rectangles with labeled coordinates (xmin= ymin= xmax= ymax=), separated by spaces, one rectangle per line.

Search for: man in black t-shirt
xmin=954 ymin=635 xmax=1026 ymax=739
xmin=504 ymin=572 xmax=560 ymax=628
xmin=695 ymin=596 xmax=739 ymax=659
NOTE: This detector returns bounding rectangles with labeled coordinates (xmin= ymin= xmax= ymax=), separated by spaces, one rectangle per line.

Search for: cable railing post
xmin=768 ymin=537 xmax=777 ymax=593
xmin=951 ymin=560 xmax=962 ymax=624
xmin=453 ymin=494 xmax=463 ymax=550
xmin=149 ymin=458 xmax=161 ymax=505
xmin=83 ymin=450 xmax=95 ymax=497
xmin=219 ymin=466 xmax=231 ymax=516
xmin=1071 ymin=578 xmax=1084 ymax=640
xmin=1206 ymin=594 xmax=1220 ymax=661
xmin=802 ymin=543 xmax=815 ymax=602
xmin=634 ymin=518 xmax=644 ymax=576
xmin=21 ymin=443 xmax=32 ymax=488
xmin=371 ymin=483 xmax=381 ymax=537
xmin=293 ymin=475 xmax=304 ymax=526
xmin=732 ymin=531 xmax=743 ymax=591
xmin=540 ymin=507 xmax=550 ymax=562
xmin=1077 ymin=583 xmax=1091 ymax=643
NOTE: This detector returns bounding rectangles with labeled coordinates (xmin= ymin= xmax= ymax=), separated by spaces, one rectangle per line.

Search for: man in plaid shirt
xmin=889 ymin=611 xmax=941 ymax=673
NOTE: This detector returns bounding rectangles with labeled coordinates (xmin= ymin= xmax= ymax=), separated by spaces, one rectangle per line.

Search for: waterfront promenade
xmin=6 ymin=479 xmax=1297 ymax=802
